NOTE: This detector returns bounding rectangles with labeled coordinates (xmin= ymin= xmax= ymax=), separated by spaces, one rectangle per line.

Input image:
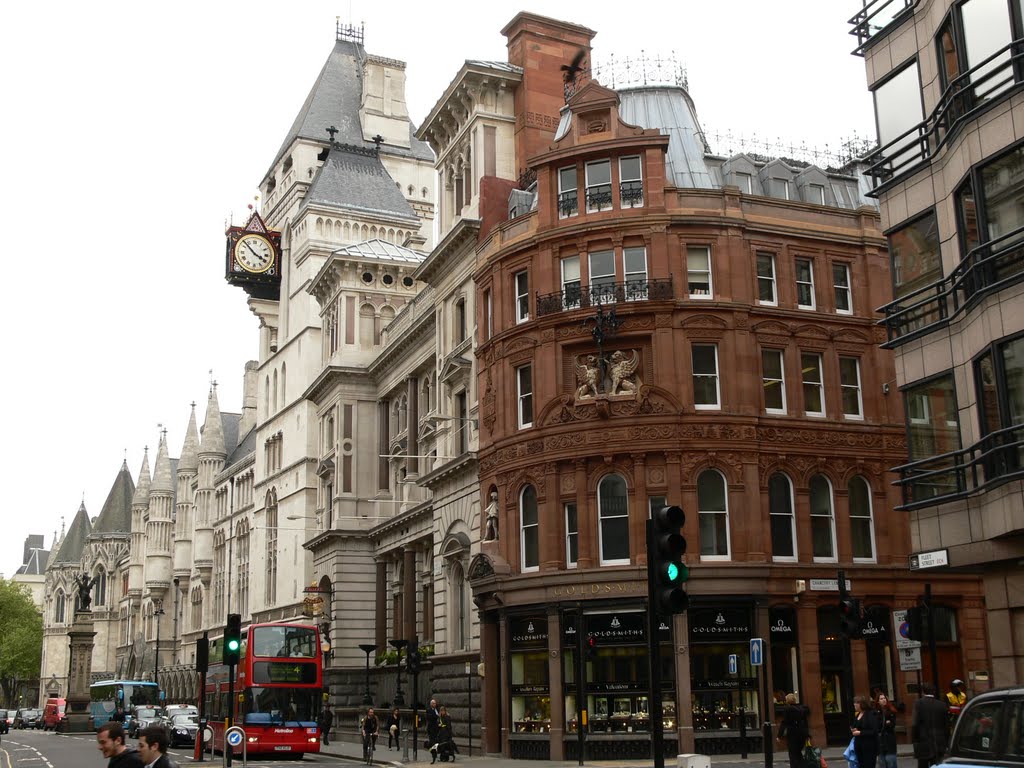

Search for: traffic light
xmin=196 ymin=636 xmax=209 ymax=673
xmin=839 ymin=597 xmax=861 ymax=638
xmin=224 ymin=613 xmax=242 ymax=666
xmin=648 ymin=505 xmax=689 ymax=614
xmin=905 ymin=606 xmax=924 ymax=641
xmin=585 ymin=634 xmax=597 ymax=662
xmin=407 ymin=638 xmax=421 ymax=675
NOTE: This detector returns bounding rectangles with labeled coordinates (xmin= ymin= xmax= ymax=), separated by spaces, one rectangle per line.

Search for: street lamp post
xmin=390 ymin=639 xmax=408 ymax=707
xmin=153 ymin=602 xmax=165 ymax=698
xmin=359 ymin=644 xmax=377 ymax=705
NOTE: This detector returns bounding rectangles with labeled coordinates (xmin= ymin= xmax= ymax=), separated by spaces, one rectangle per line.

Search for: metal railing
xmin=893 ymin=422 xmax=1024 ymax=510
xmin=558 ymin=191 xmax=579 ymax=217
xmin=864 ymin=40 xmax=1024 ymax=190
xmin=536 ymin=277 xmax=673 ymax=317
xmin=620 ymin=181 xmax=644 ymax=207
xmin=879 ymin=223 xmax=1024 ymax=346
xmin=585 ymin=185 xmax=613 ymax=212
xmin=848 ymin=0 xmax=917 ymax=56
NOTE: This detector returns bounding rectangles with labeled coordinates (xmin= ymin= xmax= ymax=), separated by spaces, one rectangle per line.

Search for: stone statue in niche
xmin=574 ymin=355 xmax=601 ymax=400
xmin=75 ymin=573 xmax=96 ymax=611
xmin=609 ymin=349 xmax=641 ymax=395
xmin=483 ymin=490 xmax=499 ymax=541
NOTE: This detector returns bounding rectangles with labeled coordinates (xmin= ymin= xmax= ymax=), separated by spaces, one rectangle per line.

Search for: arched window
xmin=55 ymin=590 xmax=66 ymax=623
xmin=454 ymin=298 xmax=467 ymax=343
xmin=598 ymin=474 xmax=630 ymax=564
xmin=264 ymin=375 xmax=270 ymax=418
xmin=697 ymin=469 xmax=730 ymax=559
xmin=520 ymin=486 xmax=539 ymax=571
xmin=451 ymin=561 xmax=467 ymax=650
xmin=237 ymin=520 xmax=250 ymax=618
xmin=280 ymin=363 xmax=287 ymax=409
xmin=93 ymin=567 xmax=107 ymax=607
xmin=769 ymin=473 xmax=796 ymax=561
xmin=809 ymin=475 xmax=837 ymax=561
xmin=213 ymin=531 xmax=226 ymax=618
xmin=359 ymin=304 xmax=375 ymax=347
xmin=272 ymin=370 xmax=278 ymax=414
xmin=848 ymin=476 xmax=876 ymax=561
xmin=265 ymin=489 xmax=278 ymax=605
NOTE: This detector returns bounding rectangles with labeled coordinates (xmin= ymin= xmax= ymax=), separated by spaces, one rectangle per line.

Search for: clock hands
xmin=243 ymin=240 xmax=266 ymax=261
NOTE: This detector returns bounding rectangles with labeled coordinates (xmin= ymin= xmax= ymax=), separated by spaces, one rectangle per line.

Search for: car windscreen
xmin=171 ymin=715 xmax=197 ymax=726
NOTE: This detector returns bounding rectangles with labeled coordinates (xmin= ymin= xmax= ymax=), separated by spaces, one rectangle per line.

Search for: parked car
xmin=42 ymin=698 xmax=66 ymax=731
xmin=943 ymin=686 xmax=1024 ymax=768
xmin=128 ymin=706 xmax=163 ymax=739
xmin=0 ymin=710 xmax=8 ymax=735
xmin=165 ymin=713 xmax=199 ymax=747
xmin=13 ymin=708 xmax=42 ymax=729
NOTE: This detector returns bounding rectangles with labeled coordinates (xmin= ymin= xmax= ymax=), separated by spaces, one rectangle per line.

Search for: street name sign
xmin=909 ymin=549 xmax=949 ymax=570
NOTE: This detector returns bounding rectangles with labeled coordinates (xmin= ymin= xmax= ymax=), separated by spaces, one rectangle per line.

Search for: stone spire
xmin=174 ymin=403 xmax=200 ymax=587
xmin=146 ymin=430 xmax=174 ymax=599
xmin=178 ymin=403 xmax=200 ymax=473
xmin=199 ymin=386 xmax=225 ymax=457
xmin=194 ymin=387 xmax=225 ymax=590
xmin=132 ymin=449 xmax=151 ymax=507
xmin=128 ymin=448 xmax=150 ymax=599
xmin=150 ymin=429 xmax=174 ymax=494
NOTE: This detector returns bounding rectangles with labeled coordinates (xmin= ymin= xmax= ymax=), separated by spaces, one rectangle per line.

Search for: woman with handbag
xmin=850 ymin=696 xmax=879 ymax=768
xmin=875 ymin=692 xmax=901 ymax=768
xmin=777 ymin=693 xmax=810 ymax=768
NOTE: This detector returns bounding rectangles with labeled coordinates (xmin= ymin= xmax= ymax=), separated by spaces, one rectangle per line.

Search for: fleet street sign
xmin=750 ymin=638 xmax=764 ymax=666
xmin=909 ymin=549 xmax=949 ymax=570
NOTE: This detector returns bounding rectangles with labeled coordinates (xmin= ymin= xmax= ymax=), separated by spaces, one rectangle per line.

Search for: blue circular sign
xmin=227 ymin=731 xmax=243 ymax=746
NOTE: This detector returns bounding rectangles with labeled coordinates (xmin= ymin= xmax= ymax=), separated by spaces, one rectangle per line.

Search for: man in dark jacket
xmin=912 ymin=683 xmax=949 ymax=768
xmin=318 ymin=704 xmax=334 ymax=747
xmin=137 ymin=725 xmax=180 ymax=768
xmin=777 ymin=693 xmax=810 ymax=768
xmin=96 ymin=721 xmax=145 ymax=768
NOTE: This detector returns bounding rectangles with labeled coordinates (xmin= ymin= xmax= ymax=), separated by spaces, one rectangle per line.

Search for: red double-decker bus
xmin=204 ymin=621 xmax=324 ymax=756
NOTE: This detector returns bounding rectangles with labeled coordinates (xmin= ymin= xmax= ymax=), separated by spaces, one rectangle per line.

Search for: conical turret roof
xmin=151 ymin=430 xmax=174 ymax=493
xmin=200 ymin=387 xmax=225 ymax=456
xmin=178 ymin=403 xmax=200 ymax=473
xmin=132 ymin=448 xmax=151 ymax=506
xmin=91 ymin=460 xmax=136 ymax=534
xmin=51 ymin=502 xmax=93 ymax=565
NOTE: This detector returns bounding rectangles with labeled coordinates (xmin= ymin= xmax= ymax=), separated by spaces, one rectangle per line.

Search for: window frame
xmin=795 ymin=257 xmax=817 ymax=310
xmin=687 ymin=246 xmax=714 ymax=299
xmin=801 ymin=352 xmax=826 ymax=417
xmin=623 ymin=246 xmax=648 ymax=301
xmin=757 ymin=252 xmax=778 ymax=306
xmin=840 ymin=356 xmax=865 ymax=420
xmin=833 ymin=262 xmax=853 ymax=314
xmin=588 ymin=249 xmax=616 ymax=305
xmin=558 ymin=165 xmax=579 ymax=218
xmin=769 ymin=473 xmax=798 ymax=563
xmin=848 ymin=476 xmax=877 ymax=563
xmin=561 ymin=255 xmax=582 ymax=310
xmin=691 ymin=343 xmax=721 ymax=410
xmin=514 ymin=270 xmax=530 ymax=324
xmin=809 ymin=474 xmax=838 ymax=563
xmin=585 ymin=159 xmax=613 ymax=213
xmin=762 ymin=348 xmax=788 ymax=415
xmin=619 ymin=155 xmax=644 ymax=209
xmin=520 ymin=485 xmax=539 ymax=572
xmin=516 ymin=364 xmax=533 ymax=429
xmin=697 ymin=468 xmax=731 ymax=561
xmin=565 ymin=502 xmax=578 ymax=568
xmin=597 ymin=474 xmax=631 ymax=566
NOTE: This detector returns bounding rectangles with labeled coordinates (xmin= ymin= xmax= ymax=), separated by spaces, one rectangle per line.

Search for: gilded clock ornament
xmin=234 ymin=233 xmax=275 ymax=274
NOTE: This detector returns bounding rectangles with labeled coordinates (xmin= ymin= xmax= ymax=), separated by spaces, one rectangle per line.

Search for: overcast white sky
xmin=0 ymin=1 xmax=873 ymax=576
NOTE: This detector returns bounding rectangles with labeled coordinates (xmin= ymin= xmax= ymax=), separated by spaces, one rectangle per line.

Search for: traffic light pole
xmin=837 ymin=570 xmax=855 ymax=721
xmin=924 ymin=583 xmax=939 ymax=696
xmin=646 ymin=519 xmax=666 ymax=768
xmin=226 ymin=661 xmax=235 ymax=768
xmin=575 ymin=607 xmax=585 ymax=766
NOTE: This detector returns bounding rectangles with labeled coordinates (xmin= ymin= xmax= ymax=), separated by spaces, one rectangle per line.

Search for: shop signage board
xmin=769 ymin=605 xmax=797 ymax=640
xmin=893 ymin=609 xmax=921 ymax=650
xmin=859 ymin=605 xmax=891 ymax=643
xmin=562 ymin=611 xmax=670 ymax=645
xmin=898 ymin=646 xmax=922 ymax=671
xmin=510 ymin=617 xmax=547 ymax=648
xmin=909 ymin=549 xmax=949 ymax=570
xmin=688 ymin=607 xmax=752 ymax=642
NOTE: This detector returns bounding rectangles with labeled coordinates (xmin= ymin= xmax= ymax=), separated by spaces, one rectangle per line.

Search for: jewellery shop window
xmin=510 ymin=617 xmax=550 ymax=734
xmin=689 ymin=607 xmax=758 ymax=733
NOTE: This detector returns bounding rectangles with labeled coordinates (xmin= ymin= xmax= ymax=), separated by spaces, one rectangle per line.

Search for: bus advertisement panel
xmin=205 ymin=622 xmax=324 ymax=756
xmin=89 ymin=680 xmax=159 ymax=730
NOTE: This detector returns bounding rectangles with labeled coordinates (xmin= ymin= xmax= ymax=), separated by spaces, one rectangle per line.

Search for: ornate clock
xmin=225 ymin=211 xmax=282 ymax=300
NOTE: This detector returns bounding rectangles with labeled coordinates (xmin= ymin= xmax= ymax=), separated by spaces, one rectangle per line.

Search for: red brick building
xmin=462 ymin=13 xmax=987 ymax=760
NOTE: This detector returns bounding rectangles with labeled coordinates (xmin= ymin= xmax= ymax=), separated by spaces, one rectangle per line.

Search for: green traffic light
xmin=666 ymin=562 xmax=680 ymax=582
xmin=227 ymin=640 xmax=240 ymax=651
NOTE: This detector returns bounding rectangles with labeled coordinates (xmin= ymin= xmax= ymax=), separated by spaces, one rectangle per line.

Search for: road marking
xmin=0 ymin=741 xmax=52 ymax=768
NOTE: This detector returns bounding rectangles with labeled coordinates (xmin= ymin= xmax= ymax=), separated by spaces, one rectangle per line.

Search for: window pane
xmin=687 ymin=247 xmax=712 ymax=296
xmin=848 ymin=477 xmax=874 ymax=560
xmin=559 ymin=166 xmax=577 ymax=191
xmin=762 ymin=349 xmax=786 ymax=412
xmin=587 ymin=160 xmax=611 ymax=186
xmin=599 ymin=475 xmax=630 ymax=562
xmin=620 ymin=156 xmax=641 ymax=181
xmin=697 ymin=471 xmax=726 ymax=511
xmin=624 ymin=247 xmax=646 ymax=275
xmin=796 ymin=259 xmax=814 ymax=307
xmin=809 ymin=475 xmax=834 ymax=559
xmin=522 ymin=486 xmax=538 ymax=569
xmin=961 ymin=0 xmax=1012 ymax=102
xmin=590 ymin=250 xmax=615 ymax=279
xmin=562 ymin=256 xmax=580 ymax=283
xmin=566 ymin=503 xmax=578 ymax=565
xmin=769 ymin=474 xmax=794 ymax=558
xmin=757 ymin=253 xmax=776 ymax=303
xmin=840 ymin=357 xmax=862 ymax=417
xmin=1003 ymin=336 xmax=1024 ymax=423
xmin=874 ymin=62 xmax=924 ymax=172
xmin=980 ymin=145 xmax=1024 ymax=250
xmin=802 ymin=353 xmax=824 ymax=414
xmin=833 ymin=264 xmax=852 ymax=312
xmin=699 ymin=512 xmax=728 ymax=557
xmin=905 ymin=374 xmax=961 ymax=501
xmin=692 ymin=345 xmax=719 ymax=407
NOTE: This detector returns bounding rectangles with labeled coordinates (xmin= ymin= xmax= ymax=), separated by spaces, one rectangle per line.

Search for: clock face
xmin=234 ymin=234 xmax=275 ymax=274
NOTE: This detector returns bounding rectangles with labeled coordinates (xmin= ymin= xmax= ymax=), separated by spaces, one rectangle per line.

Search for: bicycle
xmin=363 ymin=732 xmax=377 ymax=764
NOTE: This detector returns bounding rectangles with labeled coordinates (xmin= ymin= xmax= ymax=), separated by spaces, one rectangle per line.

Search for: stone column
xmin=407 ymin=377 xmax=419 ymax=477
xmin=64 ymin=611 xmax=97 ymax=733
xmin=378 ymin=402 xmax=390 ymax=491
xmin=375 ymin=560 xmax=388 ymax=651
xmin=479 ymin=612 xmax=501 ymax=754
xmin=498 ymin=612 xmax=510 ymax=757
xmin=632 ymin=453 xmax=648 ymax=563
xmin=547 ymin=608 xmax=565 ymax=759
xmin=403 ymin=547 xmax=417 ymax=640
xmin=422 ymin=547 xmax=434 ymax=641
xmin=575 ymin=460 xmax=595 ymax=568
xmin=673 ymin=610 xmax=695 ymax=753
xmin=541 ymin=463 xmax=561 ymax=570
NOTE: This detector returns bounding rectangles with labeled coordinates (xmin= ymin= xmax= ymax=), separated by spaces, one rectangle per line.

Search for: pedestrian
xmin=432 ymin=705 xmax=457 ymax=763
xmin=777 ymin=693 xmax=810 ymax=768
xmin=851 ymin=696 xmax=879 ymax=768
xmin=912 ymin=683 xmax=949 ymax=768
xmin=426 ymin=698 xmax=440 ymax=751
xmin=96 ymin=721 xmax=145 ymax=767
xmin=875 ymin=692 xmax=901 ymax=768
xmin=318 ymin=703 xmax=334 ymax=747
xmin=385 ymin=706 xmax=401 ymax=750
xmin=945 ymin=679 xmax=967 ymax=733
xmin=361 ymin=706 xmax=379 ymax=760
xmin=137 ymin=725 xmax=179 ymax=768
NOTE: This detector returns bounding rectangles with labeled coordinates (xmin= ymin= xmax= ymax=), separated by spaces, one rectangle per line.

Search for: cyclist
xmin=361 ymin=706 xmax=379 ymax=762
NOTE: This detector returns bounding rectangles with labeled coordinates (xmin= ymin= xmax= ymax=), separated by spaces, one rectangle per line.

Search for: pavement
xmin=318 ymin=738 xmax=918 ymax=768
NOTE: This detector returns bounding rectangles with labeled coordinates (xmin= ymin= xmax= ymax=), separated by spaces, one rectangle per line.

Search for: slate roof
xmin=91 ymin=461 xmax=136 ymax=535
xmin=331 ymin=238 xmax=427 ymax=264
xmin=268 ymin=39 xmax=432 ymax=177
xmin=302 ymin=145 xmax=419 ymax=222
xmin=618 ymin=86 xmax=715 ymax=189
xmin=227 ymin=424 xmax=256 ymax=467
xmin=222 ymin=412 xmax=242 ymax=457
xmin=51 ymin=503 xmax=93 ymax=565
xmin=16 ymin=548 xmax=49 ymax=575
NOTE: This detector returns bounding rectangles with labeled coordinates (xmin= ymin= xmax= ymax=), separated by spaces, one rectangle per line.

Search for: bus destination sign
xmin=252 ymin=661 xmax=317 ymax=685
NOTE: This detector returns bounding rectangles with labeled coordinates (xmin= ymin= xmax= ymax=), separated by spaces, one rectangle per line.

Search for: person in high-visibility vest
xmin=945 ymin=679 xmax=967 ymax=731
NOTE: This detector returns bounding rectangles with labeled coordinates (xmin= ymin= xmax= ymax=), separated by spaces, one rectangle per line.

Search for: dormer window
xmin=770 ymin=178 xmax=792 ymax=200
xmin=558 ymin=166 xmax=579 ymax=218
xmin=619 ymin=156 xmax=643 ymax=208
xmin=585 ymin=160 xmax=613 ymax=212
xmin=283 ymin=155 xmax=293 ymax=174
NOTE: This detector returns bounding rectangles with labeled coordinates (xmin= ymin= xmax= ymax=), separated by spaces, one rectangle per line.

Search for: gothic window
xmin=280 ymin=363 xmax=286 ymax=409
xmin=598 ymin=473 xmax=630 ymax=564
xmin=769 ymin=473 xmax=797 ymax=561
xmin=809 ymin=475 xmax=837 ymax=561
xmin=190 ymin=587 xmax=202 ymax=632
xmin=237 ymin=520 xmax=250 ymax=618
xmin=272 ymin=370 xmax=278 ymax=414
xmin=520 ymin=485 xmax=539 ymax=572
xmin=93 ymin=567 xmax=107 ymax=607
xmin=360 ymin=304 xmax=375 ymax=348
xmin=265 ymin=489 xmax=278 ymax=605
xmin=697 ymin=469 xmax=730 ymax=559
xmin=213 ymin=530 xmax=226 ymax=619
xmin=55 ymin=590 xmax=66 ymax=623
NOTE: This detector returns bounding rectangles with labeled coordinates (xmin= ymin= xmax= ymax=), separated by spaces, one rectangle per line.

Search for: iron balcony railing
xmin=864 ymin=39 xmax=1024 ymax=191
xmin=620 ymin=180 xmax=644 ymax=207
xmin=536 ymin=277 xmax=673 ymax=317
xmin=585 ymin=185 xmax=613 ymax=212
xmin=558 ymin=191 xmax=579 ymax=217
xmin=879 ymin=223 xmax=1024 ymax=346
xmin=848 ymin=0 xmax=917 ymax=56
xmin=893 ymin=422 xmax=1024 ymax=510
